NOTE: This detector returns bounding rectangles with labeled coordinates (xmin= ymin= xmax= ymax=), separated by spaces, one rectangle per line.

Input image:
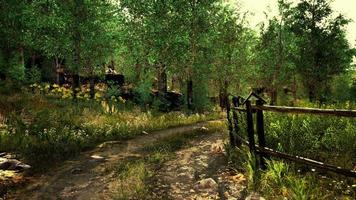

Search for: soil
xmin=5 ymin=120 xmax=247 ymax=200
xmin=148 ymin=125 xmax=247 ymax=200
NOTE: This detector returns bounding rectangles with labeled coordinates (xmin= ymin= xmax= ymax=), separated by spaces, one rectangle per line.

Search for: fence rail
xmin=233 ymin=105 xmax=356 ymax=118
xmin=227 ymin=92 xmax=356 ymax=178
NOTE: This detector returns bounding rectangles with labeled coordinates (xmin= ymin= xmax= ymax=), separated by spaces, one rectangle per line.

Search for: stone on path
xmin=0 ymin=158 xmax=31 ymax=171
xmin=245 ymin=192 xmax=265 ymax=200
xmin=90 ymin=155 xmax=105 ymax=162
xmin=71 ymin=168 xmax=83 ymax=174
xmin=200 ymin=126 xmax=209 ymax=132
xmin=195 ymin=178 xmax=218 ymax=190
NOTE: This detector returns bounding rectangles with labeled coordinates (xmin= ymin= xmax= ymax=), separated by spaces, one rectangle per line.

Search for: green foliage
xmin=255 ymin=0 xmax=297 ymax=104
xmin=351 ymin=78 xmax=356 ymax=101
xmin=0 ymin=91 xmax=220 ymax=170
xmin=331 ymin=73 xmax=352 ymax=102
xmin=287 ymin=0 xmax=355 ymax=101
xmin=226 ymin=144 xmax=355 ymax=199
xmin=259 ymin=160 xmax=325 ymax=200
xmin=0 ymin=0 xmax=355 ymax=109
xmin=191 ymin=78 xmax=212 ymax=112
xmin=133 ymin=77 xmax=154 ymax=107
xmin=228 ymin=104 xmax=356 ymax=198
xmin=115 ymin=159 xmax=152 ymax=200
xmin=234 ymin=103 xmax=356 ymax=168
xmin=7 ymin=55 xmax=25 ymax=83
xmin=25 ymin=67 xmax=42 ymax=84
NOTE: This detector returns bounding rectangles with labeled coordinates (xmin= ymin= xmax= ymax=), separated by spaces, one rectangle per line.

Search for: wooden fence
xmin=226 ymin=92 xmax=356 ymax=177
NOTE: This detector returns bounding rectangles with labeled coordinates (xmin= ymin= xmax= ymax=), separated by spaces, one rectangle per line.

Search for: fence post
xmin=226 ymin=96 xmax=235 ymax=146
xmin=256 ymin=99 xmax=267 ymax=169
xmin=232 ymin=96 xmax=242 ymax=147
xmin=245 ymin=100 xmax=255 ymax=153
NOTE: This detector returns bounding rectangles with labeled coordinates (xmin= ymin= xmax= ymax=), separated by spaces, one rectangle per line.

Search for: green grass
xmin=233 ymin=105 xmax=356 ymax=169
xmin=226 ymin=144 xmax=356 ymax=199
xmin=0 ymin=90 xmax=222 ymax=171
xmin=114 ymin=121 xmax=226 ymax=200
xmin=115 ymin=159 xmax=152 ymax=200
xmin=226 ymin=103 xmax=356 ymax=199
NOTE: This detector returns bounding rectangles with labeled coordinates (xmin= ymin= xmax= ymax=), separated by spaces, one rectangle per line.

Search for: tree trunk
xmin=270 ymin=88 xmax=277 ymax=105
xmin=0 ymin=49 xmax=7 ymax=80
xmin=19 ymin=46 xmax=24 ymax=69
xmin=219 ymin=80 xmax=229 ymax=111
xmin=308 ymin=84 xmax=316 ymax=102
xmin=31 ymin=53 xmax=37 ymax=68
xmin=187 ymin=79 xmax=193 ymax=110
xmin=157 ymin=62 xmax=167 ymax=94
xmin=89 ymin=75 xmax=95 ymax=99
xmin=135 ymin=61 xmax=141 ymax=82
xmin=171 ymin=73 xmax=178 ymax=91
xmin=72 ymin=0 xmax=83 ymax=100
xmin=72 ymin=74 xmax=80 ymax=99
xmin=55 ymin=57 xmax=64 ymax=86
xmin=110 ymin=59 xmax=115 ymax=71
xmin=292 ymin=75 xmax=297 ymax=104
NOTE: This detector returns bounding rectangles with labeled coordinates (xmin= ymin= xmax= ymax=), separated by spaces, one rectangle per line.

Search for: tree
xmin=257 ymin=0 xmax=297 ymax=105
xmin=118 ymin=0 xmax=222 ymax=111
xmin=50 ymin=0 xmax=119 ymax=99
xmin=288 ymin=0 xmax=355 ymax=102
xmin=210 ymin=4 xmax=250 ymax=109
xmin=0 ymin=0 xmax=34 ymax=83
xmin=118 ymin=0 xmax=179 ymax=107
xmin=176 ymin=0 xmax=220 ymax=111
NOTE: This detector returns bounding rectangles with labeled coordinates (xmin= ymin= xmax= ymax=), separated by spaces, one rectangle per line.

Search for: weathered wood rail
xmin=226 ymin=92 xmax=356 ymax=177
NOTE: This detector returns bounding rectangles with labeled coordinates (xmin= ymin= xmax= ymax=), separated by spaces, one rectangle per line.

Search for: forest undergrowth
xmin=0 ymin=86 xmax=221 ymax=171
xmin=226 ymin=105 xmax=356 ymax=199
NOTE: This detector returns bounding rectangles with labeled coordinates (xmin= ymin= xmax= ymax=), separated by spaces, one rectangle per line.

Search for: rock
xmin=0 ymin=158 xmax=31 ymax=171
xmin=211 ymin=144 xmax=223 ymax=154
xmin=198 ymin=174 xmax=206 ymax=179
xmin=90 ymin=155 xmax=105 ymax=161
xmin=71 ymin=168 xmax=83 ymax=174
xmin=231 ymin=173 xmax=246 ymax=183
xmin=200 ymin=126 xmax=209 ymax=132
xmin=142 ymin=131 xmax=149 ymax=135
xmin=245 ymin=192 xmax=265 ymax=200
xmin=98 ymin=141 xmax=121 ymax=148
xmin=195 ymin=178 xmax=218 ymax=190
xmin=0 ymin=152 xmax=6 ymax=157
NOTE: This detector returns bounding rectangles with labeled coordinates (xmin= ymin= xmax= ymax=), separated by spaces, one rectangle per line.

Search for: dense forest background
xmin=0 ymin=0 xmax=355 ymax=110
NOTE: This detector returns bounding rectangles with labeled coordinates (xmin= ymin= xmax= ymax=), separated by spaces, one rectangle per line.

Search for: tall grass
xmin=226 ymin=102 xmax=356 ymax=199
xmin=234 ymin=104 xmax=356 ymax=168
xmin=0 ymin=91 xmax=221 ymax=170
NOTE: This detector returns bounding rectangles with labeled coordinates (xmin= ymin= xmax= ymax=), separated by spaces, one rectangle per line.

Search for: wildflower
xmin=118 ymin=96 xmax=126 ymax=103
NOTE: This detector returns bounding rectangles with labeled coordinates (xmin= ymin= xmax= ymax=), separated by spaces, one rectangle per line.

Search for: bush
xmin=25 ymin=66 xmax=42 ymax=84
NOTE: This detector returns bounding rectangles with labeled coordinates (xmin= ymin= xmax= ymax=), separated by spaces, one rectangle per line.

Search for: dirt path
xmin=7 ymin=120 xmax=229 ymax=199
xmin=149 ymin=127 xmax=247 ymax=200
xmin=7 ymin=120 xmax=248 ymax=200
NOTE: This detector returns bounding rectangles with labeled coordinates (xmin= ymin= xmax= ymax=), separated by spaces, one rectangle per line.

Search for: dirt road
xmin=8 ymin=120 xmax=247 ymax=200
